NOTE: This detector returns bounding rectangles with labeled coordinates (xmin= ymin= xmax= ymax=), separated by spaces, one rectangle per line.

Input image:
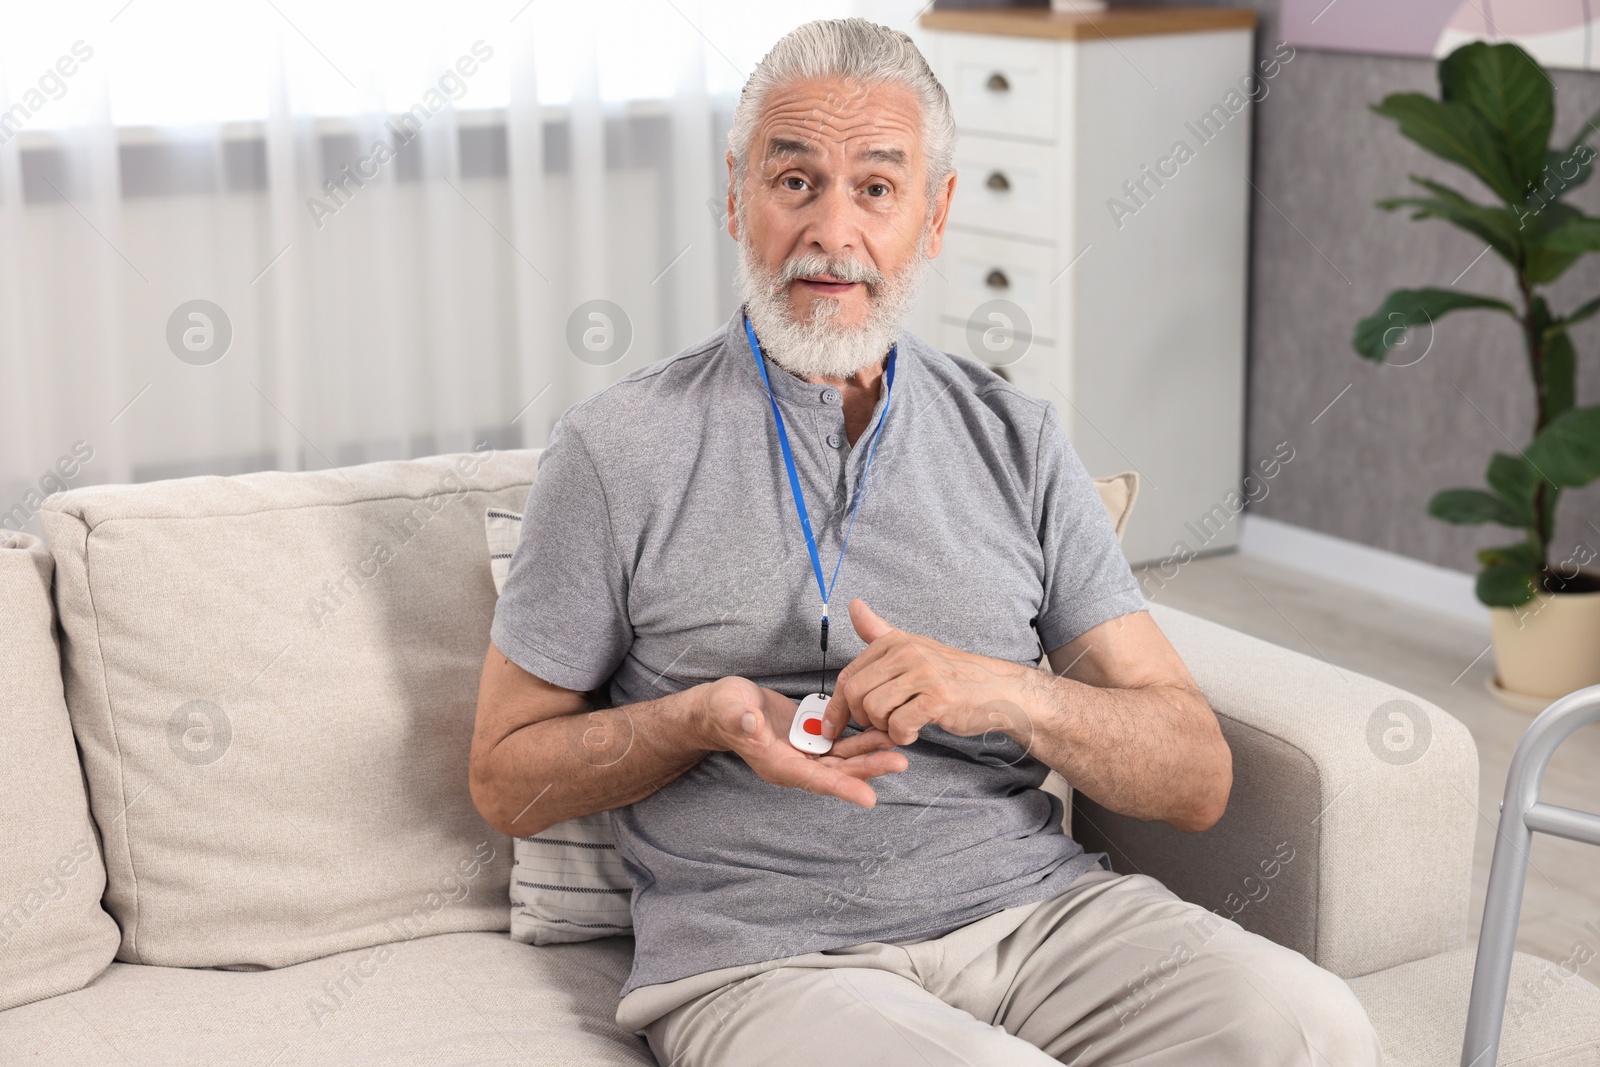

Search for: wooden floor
xmin=1133 ymin=550 xmax=1600 ymax=968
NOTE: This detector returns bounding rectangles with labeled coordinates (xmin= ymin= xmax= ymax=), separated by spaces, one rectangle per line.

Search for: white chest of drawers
xmin=915 ymin=6 xmax=1257 ymax=566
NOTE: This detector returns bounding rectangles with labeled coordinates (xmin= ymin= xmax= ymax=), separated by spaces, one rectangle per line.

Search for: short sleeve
xmin=1033 ymin=402 xmax=1147 ymax=653
xmin=489 ymin=417 xmax=631 ymax=693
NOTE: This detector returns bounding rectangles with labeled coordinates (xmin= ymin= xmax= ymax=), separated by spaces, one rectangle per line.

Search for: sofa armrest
xmin=1068 ymin=603 xmax=1478 ymax=980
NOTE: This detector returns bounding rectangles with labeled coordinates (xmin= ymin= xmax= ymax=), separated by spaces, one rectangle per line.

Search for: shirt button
xmin=826 ymin=433 xmax=843 ymax=448
xmin=821 ymin=388 xmax=840 ymax=405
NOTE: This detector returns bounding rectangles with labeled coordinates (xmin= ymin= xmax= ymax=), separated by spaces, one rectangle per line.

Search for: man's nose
xmin=801 ymin=180 xmax=858 ymax=259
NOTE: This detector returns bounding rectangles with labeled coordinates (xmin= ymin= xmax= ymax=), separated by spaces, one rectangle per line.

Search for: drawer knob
xmin=985 ymin=269 xmax=1010 ymax=290
xmin=985 ymin=72 xmax=1010 ymax=93
xmin=985 ymin=171 xmax=1011 ymax=192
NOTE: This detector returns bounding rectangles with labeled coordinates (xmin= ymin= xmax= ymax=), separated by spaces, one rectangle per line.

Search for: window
xmin=1 ymin=0 xmax=852 ymax=129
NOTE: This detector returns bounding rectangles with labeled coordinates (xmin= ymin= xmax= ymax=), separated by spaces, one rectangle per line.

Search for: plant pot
xmin=1488 ymin=568 xmax=1600 ymax=707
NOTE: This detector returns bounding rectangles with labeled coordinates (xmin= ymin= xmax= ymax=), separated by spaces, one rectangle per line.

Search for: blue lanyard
xmin=743 ymin=310 xmax=896 ymax=627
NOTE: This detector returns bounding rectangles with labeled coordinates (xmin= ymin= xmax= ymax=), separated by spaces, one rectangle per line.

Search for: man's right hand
xmin=698 ymin=677 xmax=908 ymax=808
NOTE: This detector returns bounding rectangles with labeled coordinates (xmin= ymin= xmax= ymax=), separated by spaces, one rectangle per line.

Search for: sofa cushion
xmin=0 ymin=531 xmax=121 ymax=1010
xmin=0 ymin=930 xmax=653 ymax=1065
xmin=1092 ymin=470 xmax=1138 ymax=541
xmin=1349 ymin=948 xmax=1600 ymax=1066
xmin=40 ymin=449 xmax=540 ymax=968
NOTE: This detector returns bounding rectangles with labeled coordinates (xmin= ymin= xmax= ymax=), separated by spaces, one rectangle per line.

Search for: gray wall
xmin=1161 ymin=0 xmax=1600 ymax=574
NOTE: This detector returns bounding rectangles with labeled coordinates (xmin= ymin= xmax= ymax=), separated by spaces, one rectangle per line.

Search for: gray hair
xmin=729 ymin=18 xmax=956 ymax=213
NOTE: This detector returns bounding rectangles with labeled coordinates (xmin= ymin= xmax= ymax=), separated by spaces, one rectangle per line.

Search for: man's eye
xmin=866 ymin=183 xmax=889 ymax=197
xmin=783 ymin=177 xmax=807 ymax=191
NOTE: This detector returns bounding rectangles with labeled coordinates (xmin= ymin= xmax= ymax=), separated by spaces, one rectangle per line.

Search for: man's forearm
xmin=828 ymin=600 xmax=1232 ymax=831
xmin=1011 ymin=670 xmax=1231 ymax=832
xmin=474 ymin=687 xmax=714 ymax=838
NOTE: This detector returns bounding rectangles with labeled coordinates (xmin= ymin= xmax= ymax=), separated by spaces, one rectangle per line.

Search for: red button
xmin=802 ymin=717 xmax=823 ymax=735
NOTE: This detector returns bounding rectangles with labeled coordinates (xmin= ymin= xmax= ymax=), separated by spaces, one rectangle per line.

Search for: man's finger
xmin=849 ymin=597 xmax=896 ymax=643
xmin=824 ymin=749 xmax=910 ymax=780
xmin=826 ymin=726 xmax=900 ymax=759
xmin=826 ymin=641 xmax=903 ymax=729
xmin=821 ymin=692 xmax=853 ymax=739
xmin=730 ymin=701 xmax=775 ymax=749
xmin=881 ymin=695 xmax=937 ymax=747
xmin=856 ymin=673 xmax=923 ymax=735
xmin=835 ymin=651 xmax=921 ymax=733
xmin=827 ymin=638 xmax=894 ymax=720
xmin=767 ymin=758 xmax=880 ymax=808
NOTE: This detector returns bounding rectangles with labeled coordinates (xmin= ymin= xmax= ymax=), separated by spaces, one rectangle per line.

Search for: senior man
xmin=470 ymin=17 xmax=1380 ymax=1067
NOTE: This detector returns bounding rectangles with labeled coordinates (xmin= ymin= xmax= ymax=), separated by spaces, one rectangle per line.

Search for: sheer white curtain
xmin=0 ymin=0 xmax=925 ymax=531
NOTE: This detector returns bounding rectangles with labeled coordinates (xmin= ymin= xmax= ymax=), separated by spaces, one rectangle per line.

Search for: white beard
xmin=732 ymin=212 xmax=929 ymax=381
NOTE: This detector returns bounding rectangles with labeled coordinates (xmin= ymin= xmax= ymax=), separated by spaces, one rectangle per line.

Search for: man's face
xmin=728 ymin=76 xmax=955 ymax=338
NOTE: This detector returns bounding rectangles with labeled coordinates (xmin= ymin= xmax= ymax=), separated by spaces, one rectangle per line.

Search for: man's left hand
xmin=825 ymin=598 xmax=1033 ymax=746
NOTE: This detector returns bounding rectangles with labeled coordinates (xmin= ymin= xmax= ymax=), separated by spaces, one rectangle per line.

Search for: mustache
xmin=773 ymin=251 xmax=886 ymax=291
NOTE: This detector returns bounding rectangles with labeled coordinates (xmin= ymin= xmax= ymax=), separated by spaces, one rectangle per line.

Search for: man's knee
xmin=649 ymin=963 xmax=1054 ymax=1067
xmin=1212 ymin=950 xmax=1381 ymax=1066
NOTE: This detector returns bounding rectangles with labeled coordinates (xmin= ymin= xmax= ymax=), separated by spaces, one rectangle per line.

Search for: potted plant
xmin=1356 ymin=40 xmax=1600 ymax=707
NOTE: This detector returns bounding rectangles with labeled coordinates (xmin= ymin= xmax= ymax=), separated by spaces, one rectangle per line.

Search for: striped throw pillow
xmin=486 ymin=508 xmax=634 ymax=945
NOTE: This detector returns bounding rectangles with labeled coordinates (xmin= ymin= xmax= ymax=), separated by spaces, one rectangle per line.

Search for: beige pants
xmin=616 ymin=868 xmax=1382 ymax=1066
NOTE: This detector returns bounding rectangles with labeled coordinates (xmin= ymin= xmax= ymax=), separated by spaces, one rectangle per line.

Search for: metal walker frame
xmin=1463 ymin=684 xmax=1600 ymax=1066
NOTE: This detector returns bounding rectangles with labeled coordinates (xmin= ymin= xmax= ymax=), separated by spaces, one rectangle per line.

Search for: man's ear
xmin=923 ymin=169 xmax=957 ymax=259
xmin=725 ymin=151 xmax=739 ymax=241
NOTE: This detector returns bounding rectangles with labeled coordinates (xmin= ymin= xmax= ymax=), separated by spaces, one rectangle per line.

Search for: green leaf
xmin=1541 ymin=483 xmax=1562 ymax=546
xmin=1478 ymin=541 xmax=1542 ymax=570
xmin=1372 ymin=93 xmax=1526 ymax=204
xmin=1375 ymin=197 xmax=1520 ymax=264
xmin=1428 ymin=488 xmax=1526 ymax=526
xmin=1534 ymin=213 xmax=1600 ymax=254
xmin=1476 ymin=540 xmax=1543 ymax=608
xmin=1544 ymin=329 xmax=1577 ymax=421
xmin=1532 ymin=144 xmax=1596 ymax=203
xmin=1561 ymin=103 xmax=1600 ymax=158
xmin=1524 ymin=405 xmax=1600 ymax=487
xmin=1550 ymin=294 xmax=1600 ymax=334
xmin=1529 ymin=295 xmax=1577 ymax=421
xmin=1477 ymin=562 xmax=1540 ymax=607
xmin=1377 ymin=176 xmax=1521 ymax=264
xmin=1439 ymin=42 xmax=1554 ymax=198
xmin=1409 ymin=176 xmax=1512 ymax=222
xmin=1485 ymin=452 xmax=1540 ymax=523
xmin=1523 ymin=203 xmax=1588 ymax=283
xmin=1352 ymin=288 xmax=1516 ymax=362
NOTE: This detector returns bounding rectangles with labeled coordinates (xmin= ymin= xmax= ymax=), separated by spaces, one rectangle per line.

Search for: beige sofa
xmin=3 ymin=449 xmax=1596 ymax=1066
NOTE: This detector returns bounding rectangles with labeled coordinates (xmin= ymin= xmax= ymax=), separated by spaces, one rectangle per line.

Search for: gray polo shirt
xmin=490 ymin=305 xmax=1146 ymax=998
